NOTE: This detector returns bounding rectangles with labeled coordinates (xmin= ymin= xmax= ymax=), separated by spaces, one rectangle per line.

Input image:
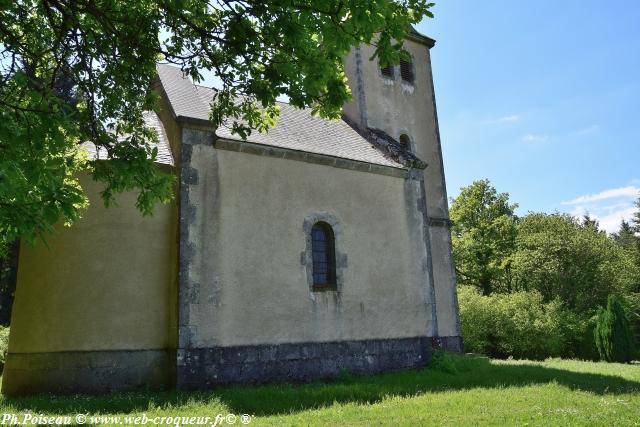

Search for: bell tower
xmin=343 ymin=28 xmax=462 ymax=350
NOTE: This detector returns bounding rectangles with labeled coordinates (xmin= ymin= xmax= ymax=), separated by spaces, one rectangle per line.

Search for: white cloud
xmin=482 ymin=114 xmax=520 ymax=125
xmin=598 ymin=206 xmax=638 ymax=234
xmin=521 ymin=133 xmax=548 ymax=143
xmin=561 ymin=185 xmax=639 ymax=233
xmin=562 ymin=186 xmax=640 ymax=205
xmin=570 ymin=205 xmax=637 ymax=234
xmin=496 ymin=115 xmax=520 ymax=123
xmin=575 ymin=125 xmax=599 ymax=136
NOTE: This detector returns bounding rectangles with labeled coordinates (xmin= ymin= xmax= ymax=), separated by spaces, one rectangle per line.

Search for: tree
xmin=0 ymin=0 xmax=434 ymax=255
xmin=449 ymin=179 xmax=518 ymax=294
xmin=620 ymin=200 xmax=640 ymax=343
xmin=630 ymin=196 xmax=640 ymax=264
xmin=511 ymin=213 xmax=640 ymax=312
xmin=632 ymin=195 xmax=640 ymax=234
xmin=614 ymin=219 xmax=640 ymax=267
xmin=613 ymin=220 xmax=637 ymax=250
xmin=0 ymin=241 xmax=18 ymax=325
xmin=581 ymin=213 xmax=604 ymax=234
xmin=594 ymin=295 xmax=636 ymax=363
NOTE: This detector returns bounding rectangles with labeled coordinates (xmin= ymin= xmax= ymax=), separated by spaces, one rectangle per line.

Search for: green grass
xmin=1 ymin=355 xmax=639 ymax=426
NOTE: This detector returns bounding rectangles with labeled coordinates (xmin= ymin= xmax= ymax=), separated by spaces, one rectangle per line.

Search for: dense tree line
xmin=452 ymin=180 xmax=640 ymax=361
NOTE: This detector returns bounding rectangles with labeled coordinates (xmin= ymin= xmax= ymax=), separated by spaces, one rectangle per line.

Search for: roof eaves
xmin=408 ymin=26 xmax=436 ymax=48
xmin=176 ymin=115 xmax=216 ymax=129
xmin=214 ymin=137 xmax=409 ymax=178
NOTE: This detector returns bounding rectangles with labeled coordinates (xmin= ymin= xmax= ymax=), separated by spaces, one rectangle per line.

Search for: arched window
xmin=399 ymin=134 xmax=411 ymax=149
xmin=380 ymin=62 xmax=394 ymax=79
xmin=311 ymin=222 xmax=336 ymax=289
xmin=400 ymin=52 xmax=414 ymax=84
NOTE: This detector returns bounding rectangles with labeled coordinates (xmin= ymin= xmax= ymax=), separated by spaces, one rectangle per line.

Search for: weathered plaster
xmin=343 ymin=38 xmax=462 ymax=343
xmin=411 ymin=171 xmax=439 ymax=337
xmin=7 ymin=174 xmax=178 ymax=354
xmin=181 ymin=146 xmax=435 ymax=349
xmin=2 ymin=173 xmax=179 ymax=395
xmin=214 ymin=138 xmax=409 ymax=178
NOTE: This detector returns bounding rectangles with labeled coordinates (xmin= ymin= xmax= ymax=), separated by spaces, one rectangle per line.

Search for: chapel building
xmin=2 ymin=28 xmax=462 ymax=394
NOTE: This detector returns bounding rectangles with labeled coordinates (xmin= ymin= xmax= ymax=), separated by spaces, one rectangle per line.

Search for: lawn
xmin=0 ymin=354 xmax=639 ymax=426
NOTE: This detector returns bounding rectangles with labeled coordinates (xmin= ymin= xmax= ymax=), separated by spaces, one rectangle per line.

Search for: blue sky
xmin=416 ymin=1 xmax=640 ymax=232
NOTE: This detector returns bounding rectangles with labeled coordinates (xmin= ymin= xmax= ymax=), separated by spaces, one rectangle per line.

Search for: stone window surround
xmin=302 ymin=212 xmax=347 ymax=293
xmin=398 ymin=132 xmax=416 ymax=153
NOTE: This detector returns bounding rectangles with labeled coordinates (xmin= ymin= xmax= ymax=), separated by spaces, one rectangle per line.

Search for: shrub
xmin=561 ymin=311 xmax=600 ymax=361
xmin=0 ymin=326 xmax=9 ymax=369
xmin=429 ymin=350 xmax=458 ymax=374
xmin=623 ymin=292 xmax=640 ymax=348
xmin=594 ymin=295 xmax=636 ymax=363
xmin=458 ymin=286 xmax=585 ymax=360
xmin=492 ymin=292 xmax=565 ymax=359
xmin=457 ymin=286 xmax=496 ymax=355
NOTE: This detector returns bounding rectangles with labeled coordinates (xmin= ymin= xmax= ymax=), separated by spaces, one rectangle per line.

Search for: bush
xmin=594 ymin=295 xmax=636 ymax=363
xmin=562 ymin=312 xmax=600 ymax=361
xmin=457 ymin=286 xmax=497 ymax=355
xmin=623 ymin=292 xmax=640 ymax=347
xmin=458 ymin=286 xmax=589 ymax=360
xmin=0 ymin=326 xmax=9 ymax=369
xmin=429 ymin=350 xmax=458 ymax=374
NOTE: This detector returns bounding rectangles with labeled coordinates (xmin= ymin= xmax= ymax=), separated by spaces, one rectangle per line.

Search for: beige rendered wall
xmin=344 ymin=40 xmax=448 ymax=218
xmin=7 ymin=172 xmax=178 ymax=354
xmin=183 ymin=145 xmax=436 ymax=348
xmin=343 ymin=39 xmax=460 ymax=338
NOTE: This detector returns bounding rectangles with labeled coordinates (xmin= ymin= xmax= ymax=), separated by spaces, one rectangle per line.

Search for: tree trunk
xmin=0 ymin=241 xmax=19 ymax=326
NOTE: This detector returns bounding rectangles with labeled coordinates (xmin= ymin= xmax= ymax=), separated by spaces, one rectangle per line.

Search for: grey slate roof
xmin=156 ymin=64 xmax=414 ymax=169
xmin=83 ymin=111 xmax=174 ymax=166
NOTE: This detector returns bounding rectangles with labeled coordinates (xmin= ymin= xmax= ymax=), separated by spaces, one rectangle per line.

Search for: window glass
xmin=311 ymin=222 xmax=335 ymax=287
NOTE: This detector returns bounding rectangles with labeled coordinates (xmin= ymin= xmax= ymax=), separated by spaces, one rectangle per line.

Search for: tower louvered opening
xmin=380 ymin=63 xmax=394 ymax=78
xmin=400 ymin=52 xmax=414 ymax=83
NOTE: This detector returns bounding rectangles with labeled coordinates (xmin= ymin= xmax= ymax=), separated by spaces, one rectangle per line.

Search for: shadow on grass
xmin=4 ymin=356 xmax=640 ymax=416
